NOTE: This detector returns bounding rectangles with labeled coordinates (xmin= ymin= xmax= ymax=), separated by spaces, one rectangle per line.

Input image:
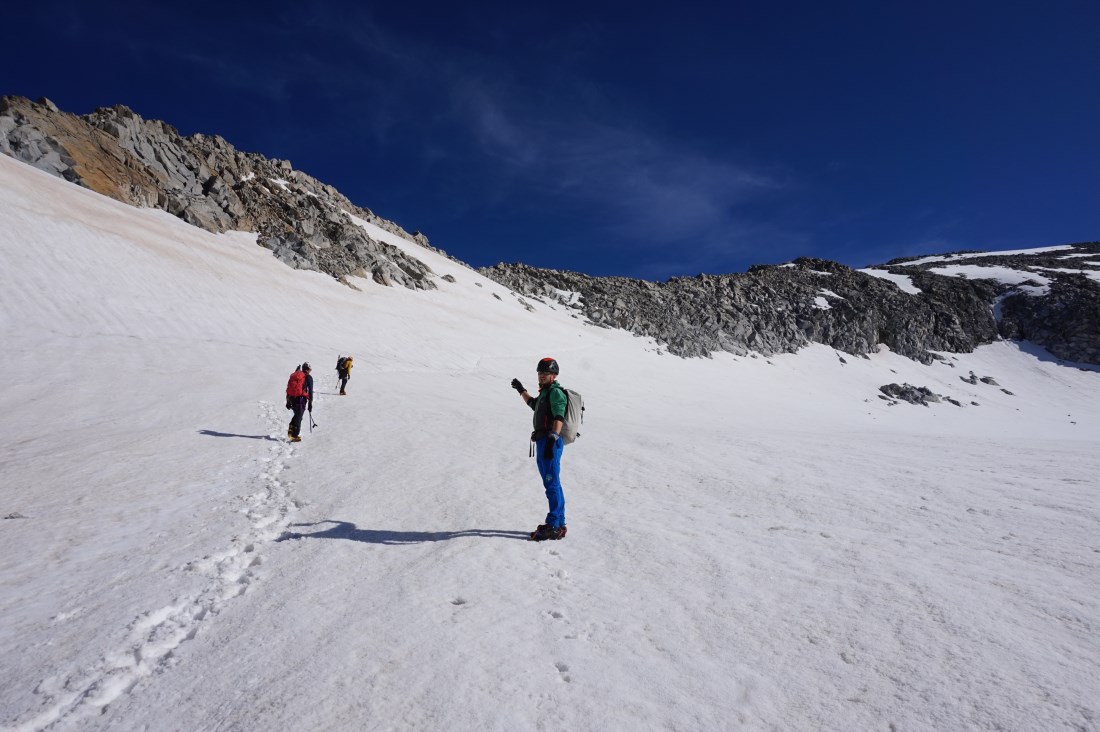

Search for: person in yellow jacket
xmin=336 ymin=355 xmax=354 ymax=395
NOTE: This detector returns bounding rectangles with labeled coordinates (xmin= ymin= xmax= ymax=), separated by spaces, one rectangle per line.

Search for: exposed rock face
xmin=481 ymin=258 xmax=1002 ymax=362
xmin=997 ymin=274 xmax=1100 ymax=364
xmin=886 ymin=245 xmax=1100 ymax=365
xmin=481 ymin=244 xmax=1100 ymax=365
xmin=0 ymin=95 xmax=435 ymax=290
xmin=4 ymin=96 xmax=1098 ymax=366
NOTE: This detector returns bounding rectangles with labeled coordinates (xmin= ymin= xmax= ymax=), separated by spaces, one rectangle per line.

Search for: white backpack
xmin=560 ymin=388 xmax=585 ymax=444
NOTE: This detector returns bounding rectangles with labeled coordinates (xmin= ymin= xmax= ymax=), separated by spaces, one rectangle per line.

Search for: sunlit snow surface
xmin=858 ymin=269 xmax=922 ymax=294
xmin=1032 ymin=267 xmax=1100 ymax=285
xmin=1 ymin=154 xmax=1099 ymax=731
xmin=925 ymin=264 xmax=1053 ymax=295
xmin=901 ymin=245 xmax=1077 ymax=266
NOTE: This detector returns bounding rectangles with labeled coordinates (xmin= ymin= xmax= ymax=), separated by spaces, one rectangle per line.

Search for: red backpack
xmin=286 ymin=370 xmax=306 ymax=398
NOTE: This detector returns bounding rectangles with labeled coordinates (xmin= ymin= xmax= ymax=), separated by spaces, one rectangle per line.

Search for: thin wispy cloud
xmin=98 ymin=5 xmax=807 ymax=274
xmin=239 ymin=7 xmax=800 ymax=265
xmin=451 ymin=82 xmax=542 ymax=166
xmin=442 ymin=74 xmax=792 ymax=257
xmin=550 ymin=124 xmax=784 ymax=240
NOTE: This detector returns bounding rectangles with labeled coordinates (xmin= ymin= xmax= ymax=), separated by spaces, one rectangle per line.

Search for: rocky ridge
xmin=3 ymin=96 xmax=1098 ymax=365
xmin=480 ymin=243 xmax=1100 ymax=365
xmin=0 ymin=95 xmax=437 ymax=289
xmin=885 ymin=248 xmax=1100 ymax=365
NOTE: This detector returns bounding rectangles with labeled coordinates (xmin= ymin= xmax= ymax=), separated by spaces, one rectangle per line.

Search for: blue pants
xmin=535 ymin=437 xmax=565 ymax=527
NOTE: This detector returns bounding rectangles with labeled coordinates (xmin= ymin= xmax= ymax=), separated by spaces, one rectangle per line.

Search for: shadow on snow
xmin=198 ymin=429 xmax=279 ymax=441
xmin=1011 ymin=340 xmax=1100 ymax=372
xmin=277 ymin=520 xmax=530 ymax=544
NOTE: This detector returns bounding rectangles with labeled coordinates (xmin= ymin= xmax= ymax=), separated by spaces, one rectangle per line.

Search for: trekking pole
xmin=310 ymin=412 xmax=317 ymax=431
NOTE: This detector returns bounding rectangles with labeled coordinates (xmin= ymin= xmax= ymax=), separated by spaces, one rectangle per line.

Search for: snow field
xmin=1 ymin=154 xmax=1099 ymax=730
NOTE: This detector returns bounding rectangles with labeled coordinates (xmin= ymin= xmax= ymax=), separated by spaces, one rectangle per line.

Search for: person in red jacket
xmin=286 ymin=363 xmax=314 ymax=442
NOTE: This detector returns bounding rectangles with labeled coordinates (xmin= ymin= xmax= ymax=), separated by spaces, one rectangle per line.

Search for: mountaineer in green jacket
xmin=511 ymin=357 xmax=568 ymax=541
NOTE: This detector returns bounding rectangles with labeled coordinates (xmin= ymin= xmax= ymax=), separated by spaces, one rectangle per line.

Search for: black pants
xmin=289 ymin=399 xmax=307 ymax=437
xmin=339 ymin=375 xmax=349 ymax=392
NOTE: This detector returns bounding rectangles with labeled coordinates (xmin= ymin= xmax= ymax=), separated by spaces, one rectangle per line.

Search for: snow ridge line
xmin=6 ymin=402 xmax=300 ymax=732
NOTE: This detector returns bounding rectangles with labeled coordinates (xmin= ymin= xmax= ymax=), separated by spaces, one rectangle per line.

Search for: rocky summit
xmin=3 ymin=96 xmax=1098 ymax=365
xmin=0 ymin=95 xmax=435 ymax=289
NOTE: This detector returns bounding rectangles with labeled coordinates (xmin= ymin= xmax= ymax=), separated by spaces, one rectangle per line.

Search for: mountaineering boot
xmin=530 ymin=524 xmax=567 ymax=541
xmin=340 ymin=390 xmax=346 ymax=395
xmin=536 ymin=524 xmax=568 ymax=537
xmin=289 ymin=435 xmax=302 ymax=443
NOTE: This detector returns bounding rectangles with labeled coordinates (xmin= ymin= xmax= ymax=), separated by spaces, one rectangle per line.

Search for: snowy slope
xmin=1 ymin=153 xmax=1099 ymax=731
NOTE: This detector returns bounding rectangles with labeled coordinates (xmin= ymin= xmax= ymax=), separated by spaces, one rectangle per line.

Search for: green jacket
xmin=528 ymin=381 xmax=567 ymax=439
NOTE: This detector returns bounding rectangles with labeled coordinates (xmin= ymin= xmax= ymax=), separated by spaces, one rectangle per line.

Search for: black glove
xmin=542 ymin=433 xmax=560 ymax=460
xmin=511 ymin=378 xmax=525 ymax=394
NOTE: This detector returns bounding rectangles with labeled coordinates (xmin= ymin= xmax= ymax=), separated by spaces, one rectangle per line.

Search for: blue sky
xmin=4 ymin=1 xmax=1099 ymax=279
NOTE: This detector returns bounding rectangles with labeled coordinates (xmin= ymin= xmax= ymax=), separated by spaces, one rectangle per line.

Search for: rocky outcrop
xmin=882 ymin=244 xmax=1100 ymax=364
xmin=996 ymin=273 xmax=1100 ymax=364
xmin=481 ymin=258 xmax=1002 ymax=362
xmin=0 ymin=96 xmax=435 ymax=289
xmin=481 ymin=244 xmax=1100 ymax=365
xmin=879 ymin=383 xmax=949 ymax=406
